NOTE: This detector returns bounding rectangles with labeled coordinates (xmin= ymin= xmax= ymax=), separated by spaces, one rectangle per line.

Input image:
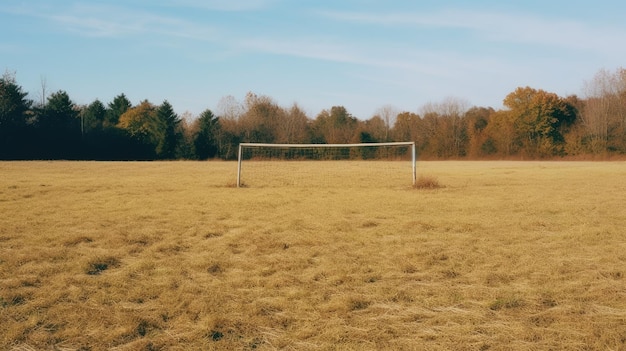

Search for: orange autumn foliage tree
xmin=501 ymin=87 xmax=576 ymax=157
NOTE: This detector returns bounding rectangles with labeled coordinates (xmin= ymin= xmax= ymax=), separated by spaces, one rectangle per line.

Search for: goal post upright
xmin=412 ymin=142 xmax=416 ymax=186
xmin=236 ymin=141 xmax=416 ymax=187
xmin=237 ymin=143 xmax=243 ymax=188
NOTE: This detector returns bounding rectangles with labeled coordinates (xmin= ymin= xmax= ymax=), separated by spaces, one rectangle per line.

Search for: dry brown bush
xmin=413 ymin=174 xmax=442 ymax=189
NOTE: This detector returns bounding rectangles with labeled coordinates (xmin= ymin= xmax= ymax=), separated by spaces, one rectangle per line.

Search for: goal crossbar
xmin=237 ymin=142 xmax=416 ymax=187
xmin=240 ymin=142 xmax=415 ymax=148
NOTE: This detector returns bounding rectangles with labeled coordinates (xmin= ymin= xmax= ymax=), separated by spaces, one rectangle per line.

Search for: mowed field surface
xmin=1 ymin=161 xmax=625 ymax=350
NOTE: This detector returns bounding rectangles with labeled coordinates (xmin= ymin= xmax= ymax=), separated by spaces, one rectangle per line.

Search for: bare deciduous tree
xmin=419 ymin=97 xmax=469 ymax=158
xmin=581 ymin=68 xmax=626 ymax=153
xmin=38 ymin=75 xmax=48 ymax=107
xmin=217 ymin=95 xmax=243 ymax=122
xmin=276 ymin=103 xmax=309 ymax=143
xmin=375 ymin=104 xmax=398 ymax=141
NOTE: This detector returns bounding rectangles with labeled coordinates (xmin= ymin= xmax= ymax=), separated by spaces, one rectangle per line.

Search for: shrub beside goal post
xmin=236 ymin=142 xmax=416 ymax=187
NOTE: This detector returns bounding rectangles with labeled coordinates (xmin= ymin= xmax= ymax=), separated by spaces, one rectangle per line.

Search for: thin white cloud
xmin=237 ymin=33 xmax=514 ymax=80
xmin=239 ymin=37 xmax=364 ymax=65
xmin=0 ymin=43 xmax=21 ymax=54
xmin=2 ymin=3 xmax=219 ymax=40
xmin=162 ymin=0 xmax=279 ymax=12
xmin=47 ymin=7 xmax=146 ymax=38
xmin=318 ymin=8 xmax=626 ymax=54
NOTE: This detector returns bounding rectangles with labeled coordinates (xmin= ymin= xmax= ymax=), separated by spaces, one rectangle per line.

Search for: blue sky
xmin=2 ymin=0 xmax=625 ymax=119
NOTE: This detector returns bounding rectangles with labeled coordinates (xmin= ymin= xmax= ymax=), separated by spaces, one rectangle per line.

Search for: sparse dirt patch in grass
xmin=85 ymin=256 xmax=120 ymax=275
xmin=204 ymin=230 xmax=224 ymax=239
xmin=207 ymin=262 xmax=224 ymax=274
xmin=489 ymin=294 xmax=526 ymax=310
xmin=348 ymin=297 xmax=371 ymax=311
xmin=361 ymin=220 xmax=378 ymax=228
xmin=63 ymin=235 xmax=93 ymax=247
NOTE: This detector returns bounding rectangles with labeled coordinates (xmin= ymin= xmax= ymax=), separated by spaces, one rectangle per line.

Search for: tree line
xmin=1 ymin=68 xmax=625 ymax=160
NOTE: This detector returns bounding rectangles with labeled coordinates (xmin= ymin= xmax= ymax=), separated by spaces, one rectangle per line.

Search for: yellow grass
xmin=1 ymin=160 xmax=625 ymax=350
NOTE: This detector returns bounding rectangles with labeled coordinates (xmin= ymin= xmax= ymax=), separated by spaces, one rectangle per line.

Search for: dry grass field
xmin=1 ymin=160 xmax=625 ymax=350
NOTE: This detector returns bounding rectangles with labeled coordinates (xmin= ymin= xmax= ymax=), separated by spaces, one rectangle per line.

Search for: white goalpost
xmin=236 ymin=142 xmax=416 ymax=188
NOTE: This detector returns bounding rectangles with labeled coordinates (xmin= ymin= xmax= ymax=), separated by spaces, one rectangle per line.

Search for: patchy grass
xmin=1 ymin=161 xmax=626 ymax=350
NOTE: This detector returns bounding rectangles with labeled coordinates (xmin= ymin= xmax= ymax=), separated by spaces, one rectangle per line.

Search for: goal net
xmin=236 ymin=142 xmax=416 ymax=188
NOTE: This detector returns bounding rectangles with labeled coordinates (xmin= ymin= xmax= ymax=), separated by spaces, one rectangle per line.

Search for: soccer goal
xmin=236 ymin=142 xmax=416 ymax=188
